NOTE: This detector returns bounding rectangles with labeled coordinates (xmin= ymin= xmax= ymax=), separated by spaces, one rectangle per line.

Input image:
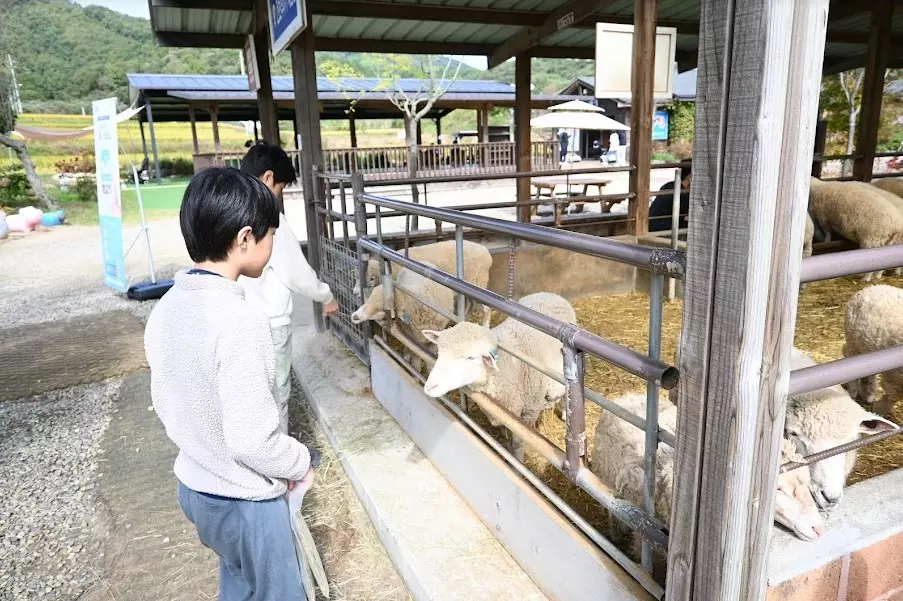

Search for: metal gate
xmin=318 ymin=235 xmax=370 ymax=364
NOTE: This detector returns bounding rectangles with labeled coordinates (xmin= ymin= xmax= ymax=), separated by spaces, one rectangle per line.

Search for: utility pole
xmin=7 ymin=54 xmax=23 ymax=115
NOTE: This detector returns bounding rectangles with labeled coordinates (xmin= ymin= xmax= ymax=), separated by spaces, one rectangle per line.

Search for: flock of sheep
xmin=346 ymin=175 xmax=903 ymax=572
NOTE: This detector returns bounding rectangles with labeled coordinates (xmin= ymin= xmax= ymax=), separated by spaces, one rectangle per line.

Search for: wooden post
xmin=628 ymin=0 xmax=656 ymax=238
xmin=145 ymin=96 xmax=162 ymax=184
xmin=290 ymin=1 xmax=326 ymax=331
xmin=416 ymin=119 xmax=423 ymax=146
xmin=480 ymin=106 xmax=491 ymax=167
xmin=253 ymin=120 xmax=259 ymax=143
xmin=812 ymin=119 xmax=827 ymax=178
xmin=138 ymin=119 xmax=149 ymax=162
xmin=665 ymin=1 xmax=829 ymax=600
xmin=188 ymin=106 xmax=200 ymax=155
xmin=349 ymin=114 xmax=358 ymax=148
xmin=210 ymin=103 xmax=222 ymax=154
xmin=852 ymin=0 xmax=894 ymax=182
xmin=254 ymin=23 xmax=280 ymax=144
xmin=435 ymin=117 xmax=442 ymax=144
xmin=514 ymin=53 xmax=531 ymax=223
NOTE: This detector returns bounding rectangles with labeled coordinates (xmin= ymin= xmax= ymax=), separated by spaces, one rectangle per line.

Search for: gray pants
xmin=271 ymin=325 xmax=292 ymax=435
xmin=178 ymin=483 xmax=306 ymax=601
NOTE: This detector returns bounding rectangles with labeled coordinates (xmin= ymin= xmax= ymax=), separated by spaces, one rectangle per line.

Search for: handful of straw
xmin=287 ymin=459 xmax=330 ymax=600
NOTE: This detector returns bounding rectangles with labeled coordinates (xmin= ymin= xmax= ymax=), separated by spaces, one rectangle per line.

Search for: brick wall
xmin=768 ymin=531 xmax=903 ymax=601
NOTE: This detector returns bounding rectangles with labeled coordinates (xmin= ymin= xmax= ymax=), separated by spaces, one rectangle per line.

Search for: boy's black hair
xmin=240 ymin=141 xmax=297 ymax=185
xmin=180 ymin=167 xmax=279 ymax=263
xmin=681 ymin=165 xmax=692 ymax=181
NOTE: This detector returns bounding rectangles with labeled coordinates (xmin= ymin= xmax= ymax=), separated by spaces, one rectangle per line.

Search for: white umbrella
xmin=531 ymin=102 xmax=630 ymax=130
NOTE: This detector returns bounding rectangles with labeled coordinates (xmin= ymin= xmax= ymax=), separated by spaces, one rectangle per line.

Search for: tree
xmin=0 ymin=63 xmax=57 ymax=210
xmin=377 ymin=55 xmax=462 ymax=229
xmin=837 ymin=69 xmax=865 ymax=176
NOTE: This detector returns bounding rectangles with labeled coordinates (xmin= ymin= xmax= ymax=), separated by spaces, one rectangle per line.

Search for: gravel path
xmin=0 ymin=381 xmax=119 ymax=600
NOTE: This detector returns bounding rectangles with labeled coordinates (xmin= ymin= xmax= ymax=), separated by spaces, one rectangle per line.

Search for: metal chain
xmin=506 ymin=237 xmax=517 ymax=300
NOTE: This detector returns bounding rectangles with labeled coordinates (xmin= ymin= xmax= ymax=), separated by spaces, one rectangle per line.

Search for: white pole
xmin=667 ymin=167 xmax=681 ymax=300
xmin=131 ymin=165 xmax=157 ymax=284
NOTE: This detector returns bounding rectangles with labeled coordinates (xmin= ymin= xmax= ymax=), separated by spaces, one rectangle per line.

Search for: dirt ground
xmin=0 ymin=220 xmax=408 ymax=601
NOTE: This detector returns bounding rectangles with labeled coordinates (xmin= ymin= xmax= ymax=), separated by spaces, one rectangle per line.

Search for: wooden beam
xmin=488 ymin=0 xmax=613 ymax=69
xmin=290 ymin=0 xmax=326 ymax=330
xmin=628 ymin=0 xmax=656 ymax=239
xmin=853 ymin=0 xmax=895 ymax=181
xmin=138 ymin=119 xmax=149 ymax=161
xmin=188 ymin=105 xmax=200 ymax=154
xmin=514 ymin=54 xmax=532 ymax=224
xmin=308 ymin=0 xmax=545 ymax=26
xmin=150 ymin=0 xmax=252 ymax=10
xmin=349 ymin=114 xmax=358 ymax=148
xmin=829 ymin=0 xmax=882 ymax=22
xmin=145 ymin=97 xmax=162 ymax=184
xmin=253 ymin=4 xmax=279 ymax=145
xmin=153 ymin=32 xmax=247 ymax=48
xmin=665 ymin=1 xmax=828 ymax=600
xmin=210 ymin=102 xmax=222 ymax=153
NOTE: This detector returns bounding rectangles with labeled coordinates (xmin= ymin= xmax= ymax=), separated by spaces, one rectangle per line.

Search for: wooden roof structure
xmin=146 ymin=0 xmax=903 ymax=74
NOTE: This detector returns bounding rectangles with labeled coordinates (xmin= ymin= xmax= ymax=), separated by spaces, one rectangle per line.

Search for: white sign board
xmin=268 ymin=0 xmax=307 ymax=56
xmin=594 ymin=23 xmax=678 ymax=99
xmin=92 ymin=97 xmax=127 ymax=292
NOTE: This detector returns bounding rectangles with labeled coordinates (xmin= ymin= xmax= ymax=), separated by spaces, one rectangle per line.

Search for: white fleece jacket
xmin=145 ymin=271 xmax=311 ymax=500
xmin=239 ymin=213 xmax=333 ymax=328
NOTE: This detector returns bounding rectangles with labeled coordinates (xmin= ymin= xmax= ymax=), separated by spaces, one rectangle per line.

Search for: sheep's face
xmin=773 ymin=465 xmax=824 ymax=542
xmin=785 ymin=400 xmax=897 ymax=511
xmin=422 ymin=323 xmax=498 ymax=398
xmin=350 ymin=286 xmax=387 ymax=324
xmin=351 ymin=260 xmax=381 ymax=299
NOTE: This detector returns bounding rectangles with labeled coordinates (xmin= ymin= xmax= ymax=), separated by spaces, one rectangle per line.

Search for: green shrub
xmin=0 ymin=165 xmax=32 ymax=209
xmin=54 ymin=153 xmax=96 ymax=173
xmin=72 ymin=176 xmax=97 ymax=203
xmin=652 ymin=151 xmax=677 ymax=163
xmin=668 ymin=101 xmax=696 ymax=144
xmin=158 ymin=157 xmax=194 ymax=177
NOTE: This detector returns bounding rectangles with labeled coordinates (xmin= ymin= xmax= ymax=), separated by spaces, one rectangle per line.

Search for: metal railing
xmin=318 ymin=140 xmax=559 ymax=180
xmin=308 ymin=168 xmax=686 ymax=598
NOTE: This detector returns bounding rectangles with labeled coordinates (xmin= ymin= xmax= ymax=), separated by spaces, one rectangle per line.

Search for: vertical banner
xmin=92 ymin=97 xmax=128 ymax=292
xmin=652 ymin=111 xmax=669 ymax=141
xmin=268 ymin=0 xmax=307 ymax=56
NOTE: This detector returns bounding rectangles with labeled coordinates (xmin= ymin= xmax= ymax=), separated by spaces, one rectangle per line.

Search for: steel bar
xmin=641 ymin=274 xmax=664 ymax=572
xmin=800 ymin=245 xmax=903 ymax=283
xmin=360 ymin=194 xmax=686 ymax=278
xmin=338 ymin=179 xmax=350 ymax=247
xmin=789 ymin=344 xmax=903 ymax=396
xmin=364 ymin=242 xmax=679 ymax=389
xmin=668 ymin=168 xmax=682 ymax=300
xmin=455 ymin=225 xmax=466 ymax=320
xmin=562 ymin=345 xmax=587 ymax=480
xmin=781 ymin=427 xmax=903 ymax=472
xmin=371 ymin=335 xmax=666 ymax=599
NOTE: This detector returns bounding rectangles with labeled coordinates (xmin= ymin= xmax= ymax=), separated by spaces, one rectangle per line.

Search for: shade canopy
xmin=546 ymin=99 xmax=606 ymax=113
xmin=530 ymin=110 xmax=629 ymax=131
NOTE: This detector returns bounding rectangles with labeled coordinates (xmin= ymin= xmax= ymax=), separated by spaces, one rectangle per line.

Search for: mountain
xmin=1 ymin=0 xmax=593 ymax=112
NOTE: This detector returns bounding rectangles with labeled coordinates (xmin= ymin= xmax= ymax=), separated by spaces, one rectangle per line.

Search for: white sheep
xmin=843 ymin=284 xmax=903 ymax=416
xmin=869 ymin=177 xmax=903 ymax=203
xmin=800 ymin=213 xmax=815 ymax=292
xmin=590 ymin=393 xmax=824 ymax=578
xmin=421 ymin=292 xmax=577 ymax=461
xmin=863 ymin=182 xmax=903 ymax=275
xmin=808 ymin=177 xmax=903 ymax=281
xmin=785 ymin=347 xmax=898 ymax=510
xmin=355 ymin=240 xmax=493 ymax=327
xmin=350 ymin=262 xmax=454 ymax=368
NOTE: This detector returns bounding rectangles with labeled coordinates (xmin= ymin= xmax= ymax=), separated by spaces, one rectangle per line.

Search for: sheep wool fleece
xmin=145 ymin=271 xmax=312 ymax=501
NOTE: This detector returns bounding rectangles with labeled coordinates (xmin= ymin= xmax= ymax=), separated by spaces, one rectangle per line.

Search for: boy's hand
xmin=322 ymin=301 xmax=339 ymax=317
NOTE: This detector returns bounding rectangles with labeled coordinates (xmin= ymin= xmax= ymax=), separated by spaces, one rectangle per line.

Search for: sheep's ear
xmin=860 ymin=414 xmax=899 ymax=434
xmin=421 ymin=330 xmax=441 ymax=344
xmin=483 ymin=348 xmax=499 ymax=371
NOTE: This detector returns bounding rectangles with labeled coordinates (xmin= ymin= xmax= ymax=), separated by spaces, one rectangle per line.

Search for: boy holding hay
xmin=145 ymin=167 xmax=314 ymax=600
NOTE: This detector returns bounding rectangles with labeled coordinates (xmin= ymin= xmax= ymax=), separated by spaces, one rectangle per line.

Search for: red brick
xmin=847 ymin=532 xmax=903 ymax=601
xmin=767 ymin=560 xmax=841 ymax=601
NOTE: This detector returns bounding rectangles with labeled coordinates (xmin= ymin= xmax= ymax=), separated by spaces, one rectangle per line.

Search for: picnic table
xmin=531 ymin=175 xmax=614 ymax=225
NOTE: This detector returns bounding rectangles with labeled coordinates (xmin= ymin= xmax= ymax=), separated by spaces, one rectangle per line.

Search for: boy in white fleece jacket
xmin=145 ymin=168 xmax=313 ymax=600
xmin=238 ymin=143 xmax=338 ymax=434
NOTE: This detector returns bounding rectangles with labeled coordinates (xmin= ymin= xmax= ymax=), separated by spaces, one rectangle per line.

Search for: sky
xmin=72 ymin=1 xmax=489 ymax=70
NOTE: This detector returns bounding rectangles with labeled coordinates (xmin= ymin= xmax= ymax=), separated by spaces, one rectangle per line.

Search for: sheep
xmin=801 ymin=213 xmax=815 ymax=292
xmin=785 ymin=346 xmax=898 ymax=510
xmin=354 ymin=240 xmax=493 ymax=327
xmin=842 ymin=284 xmax=903 ymax=416
xmin=350 ymin=262 xmax=454 ymax=370
xmin=869 ymin=177 xmax=903 ymax=203
xmin=808 ymin=177 xmax=903 ymax=281
xmin=590 ymin=392 xmax=824 ymax=580
xmin=421 ymin=292 xmax=577 ymax=462
xmin=857 ymin=182 xmax=903 ymax=275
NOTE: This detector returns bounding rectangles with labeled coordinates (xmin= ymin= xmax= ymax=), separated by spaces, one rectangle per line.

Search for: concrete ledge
xmin=768 ymin=466 xmax=903 ymax=586
xmin=368 ymin=343 xmax=652 ymax=601
xmin=292 ymin=329 xmax=547 ymax=601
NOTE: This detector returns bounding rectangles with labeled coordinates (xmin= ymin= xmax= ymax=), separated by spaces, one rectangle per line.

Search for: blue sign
xmin=99 ymin=215 xmax=128 ymax=292
xmin=652 ymin=111 xmax=669 ymax=141
xmin=269 ymin=0 xmax=306 ymax=55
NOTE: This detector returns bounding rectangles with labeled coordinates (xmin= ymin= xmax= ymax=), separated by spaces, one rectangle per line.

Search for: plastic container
xmin=40 ymin=210 xmax=66 ymax=227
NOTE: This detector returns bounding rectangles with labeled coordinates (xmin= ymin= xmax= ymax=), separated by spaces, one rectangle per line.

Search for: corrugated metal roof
xmin=562 ymin=69 xmax=697 ymax=101
xmin=167 ymin=89 xmax=586 ymax=104
xmin=127 ymin=73 xmax=516 ymax=94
